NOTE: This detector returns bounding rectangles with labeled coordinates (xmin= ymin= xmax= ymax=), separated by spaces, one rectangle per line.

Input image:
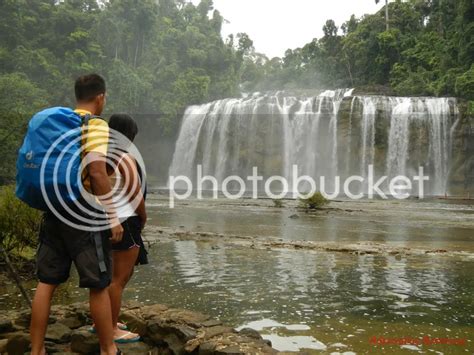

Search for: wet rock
xmin=0 ymin=317 xmax=14 ymax=333
xmin=201 ymin=319 xmax=223 ymax=327
xmin=70 ymin=326 xmax=100 ymax=354
xmin=59 ymin=315 xmax=84 ymax=330
xmin=289 ymin=214 xmax=299 ymax=219
xmin=44 ymin=340 xmax=69 ymax=353
xmin=13 ymin=310 xmax=31 ymax=328
xmin=2 ymin=303 xmax=277 ymax=354
xmin=121 ymin=309 xmax=147 ymax=336
xmin=148 ymin=317 xmax=198 ymax=353
xmin=0 ymin=338 xmax=8 ymax=353
xmin=45 ymin=322 xmax=72 ymax=343
xmin=215 ymin=345 xmax=245 ymax=354
xmin=139 ymin=304 xmax=169 ymax=319
xmin=123 ymin=299 xmax=143 ymax=310
xmin=6 ymin=332 xmax=30 ymax=355
xmin=203 ymin=326 xmax=235 ymax=340
xmin=238 ymin=327 xmax=263 ymax=340
xmin=161 ymin=308 xmax=210 ymax=328
xmin=118 ymin=341 xmax=153 ymax=354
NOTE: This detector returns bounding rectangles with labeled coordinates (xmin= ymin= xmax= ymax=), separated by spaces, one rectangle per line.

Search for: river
xmin=1 ymin=194 xmax=473 ymax=353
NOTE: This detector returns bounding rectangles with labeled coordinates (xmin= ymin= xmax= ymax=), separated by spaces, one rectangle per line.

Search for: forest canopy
xmin=241 ymin=0 xmax=474 ymax=99
xmin=0 ymin=0 xmax=473 ymax=184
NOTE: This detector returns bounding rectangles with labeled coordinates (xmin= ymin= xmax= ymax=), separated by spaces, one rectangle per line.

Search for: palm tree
xmin=376 ymin=0 xmax=390 ymax=31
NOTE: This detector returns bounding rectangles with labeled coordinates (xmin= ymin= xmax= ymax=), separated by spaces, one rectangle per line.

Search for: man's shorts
xmin=36 ymin=212 xmax=112 ymax=289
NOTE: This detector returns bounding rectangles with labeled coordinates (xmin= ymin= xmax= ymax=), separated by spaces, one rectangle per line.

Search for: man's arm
xmin=87 ymin=152 xmax=124 ymax=243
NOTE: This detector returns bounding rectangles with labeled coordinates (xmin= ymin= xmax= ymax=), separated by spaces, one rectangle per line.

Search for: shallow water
xmin=1 ymin=196 xmax=473 ymax=353
xmin=149 ymin=193 xmax=474 ymax=251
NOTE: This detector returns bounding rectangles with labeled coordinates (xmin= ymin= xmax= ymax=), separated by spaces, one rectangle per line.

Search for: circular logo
xmin=40 ymin=125 xmax=147 ymax=232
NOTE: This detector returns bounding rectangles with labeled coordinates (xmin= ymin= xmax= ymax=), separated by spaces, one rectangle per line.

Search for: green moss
xmin=299 ymin=192 xmax=330 ymax=210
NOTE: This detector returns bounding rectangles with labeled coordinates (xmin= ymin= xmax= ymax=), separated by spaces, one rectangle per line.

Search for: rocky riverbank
xmin=0 ymin=302 xmax=278 ymax=354
xmin=145 ymin=225 xmax=473 ymax=257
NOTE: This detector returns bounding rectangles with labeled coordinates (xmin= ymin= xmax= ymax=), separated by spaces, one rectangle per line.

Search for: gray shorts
xmin=36 ymin=213 xmax=112 ymax=289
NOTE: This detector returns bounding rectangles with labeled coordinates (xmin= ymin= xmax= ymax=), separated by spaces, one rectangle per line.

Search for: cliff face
xmin=448 ymin=102 xmax=474 ymax=195
xmin=337 ymin=95 xmax=473 ymax=195
xmin=167 ymin=90 xmax=472 ymax=196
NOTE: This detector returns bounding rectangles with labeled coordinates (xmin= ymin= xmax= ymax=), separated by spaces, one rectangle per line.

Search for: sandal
xmin=114 ymin=331 xmax=141 ymax=344
xmin=88 ymin=322 xmax=128 ymax=333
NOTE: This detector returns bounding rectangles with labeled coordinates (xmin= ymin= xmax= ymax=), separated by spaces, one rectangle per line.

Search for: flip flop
xmin=114 ymin=331 xmax=141 ymax=344
xmin=88 ymin=322 xmax=128 ymax=333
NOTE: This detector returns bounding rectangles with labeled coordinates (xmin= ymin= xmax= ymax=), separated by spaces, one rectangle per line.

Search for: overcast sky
xmin=193 ymin=0 xmax=385 ymax=58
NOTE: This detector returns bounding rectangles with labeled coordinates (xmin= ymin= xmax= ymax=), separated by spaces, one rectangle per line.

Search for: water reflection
xmin=1 ymin=241 xmax=472 ymax=353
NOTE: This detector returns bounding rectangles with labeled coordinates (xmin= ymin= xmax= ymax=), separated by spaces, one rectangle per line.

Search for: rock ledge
xmin=1 ymin=302 xmax=277 ymax=354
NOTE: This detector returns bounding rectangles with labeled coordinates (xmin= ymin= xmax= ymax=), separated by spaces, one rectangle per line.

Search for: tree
xmin=376 ymin=0 xmax=390 ymax=31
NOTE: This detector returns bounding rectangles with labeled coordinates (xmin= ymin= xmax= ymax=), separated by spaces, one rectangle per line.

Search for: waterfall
xmin=360 ymin=97 xmax=376 ymax=178
xmin=168 ymin=91 xmax=458 ymax=196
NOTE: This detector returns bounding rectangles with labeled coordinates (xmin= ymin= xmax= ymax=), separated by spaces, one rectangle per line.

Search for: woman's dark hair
xmin=109 ymin=113 xmax=138 ymax=142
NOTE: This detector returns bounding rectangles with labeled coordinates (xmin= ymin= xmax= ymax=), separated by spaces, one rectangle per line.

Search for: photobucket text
xmin=168 ymin=165 xmax=430 ymax=208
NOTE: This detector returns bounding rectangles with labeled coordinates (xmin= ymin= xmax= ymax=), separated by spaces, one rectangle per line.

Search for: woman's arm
xmin=118 ymin=153 xmax=147 ymax=229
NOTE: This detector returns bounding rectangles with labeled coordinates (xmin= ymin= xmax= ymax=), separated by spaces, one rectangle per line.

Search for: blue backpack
xmin=16 ymin=107 xmax=96 ymax=211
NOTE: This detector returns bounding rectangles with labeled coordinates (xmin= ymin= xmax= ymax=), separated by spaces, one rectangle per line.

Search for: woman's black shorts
xmin=112 ymin=216 xmax=148 ymax=265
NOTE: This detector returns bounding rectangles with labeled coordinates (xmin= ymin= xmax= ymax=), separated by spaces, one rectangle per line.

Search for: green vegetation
xmin=273 ymin=199 xmax=284 ymax=208
xmin=0 ymin=186 xmax=41 ymax=255
xmin=0 ymin=0 xmax=472 ymax=184
xmin=299 ymin=192 xmax=330 ymax=211
xmin=242 ymin=0 xmax=474 ymax=99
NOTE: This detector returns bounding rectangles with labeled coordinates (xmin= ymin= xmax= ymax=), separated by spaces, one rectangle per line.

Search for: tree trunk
xmin=385 ymin=0 xmax=389 ymax=31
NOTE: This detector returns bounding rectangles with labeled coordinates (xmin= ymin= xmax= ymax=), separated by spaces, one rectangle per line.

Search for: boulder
xmin=6 ymin=332 xmax=30 ymax=355
xmin=117 ymin=341 xmax=153 ymax=354
xmin=0 ymin=316 xmax=14 ymax=333
xmin=59 ymin=315 xmax=84 ymax=330
xmin=45 ymin=322 xmax=72 ymax=343
xmin=0 ymin=338 xmax=8 ymax=353
xmin=13 ymin=311 xmax=31 ymax=328
xmin=238 ymin=328 xmax=263 ymax=340
xmin=70 ymin=326 xmax=100 ymax=354
xmin=120 ymin=309 xmax=147 ymax=336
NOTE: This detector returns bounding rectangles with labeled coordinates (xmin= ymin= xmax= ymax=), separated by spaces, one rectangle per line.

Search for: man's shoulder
xmin=89 ymin=117 xmax=108 ymax=127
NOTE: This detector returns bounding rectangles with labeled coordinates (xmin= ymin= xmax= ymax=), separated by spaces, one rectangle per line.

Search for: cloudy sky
xmin=195 ymin=0 xmax=385 ymax=58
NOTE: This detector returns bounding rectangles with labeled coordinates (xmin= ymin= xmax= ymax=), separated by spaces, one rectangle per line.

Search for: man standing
xmin=29 ymin=74 xmax=123 ymax=355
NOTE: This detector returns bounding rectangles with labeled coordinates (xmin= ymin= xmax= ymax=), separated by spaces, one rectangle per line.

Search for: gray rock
xmin=201 ymin=319 xmax=222 ymax=327
xmin=216 ymin=345 xmax=245 ymax=355
xmin=203 ymin=326 xmax=235 ymax=340
xmin=59 ymin=316 xmax=84 ymax=330
xmin=13 ymin=311 xmax=31 ymax=328
xmin=117 ymin=341 xmax=153 ymax=354
xmin=6 ymin=332 xmax=30 ymax=355
xmin=45 ymin=322 xmax=72 ymax=343
xmin=0 ymin=317 xmax=14 ymax=333
xmin=121 ymin=310 xmax=147 ymax=336
xmin=70 ymin=326 xmax=99 ymax=354
xmin=238 ymin=327 xmax=262 ymax=340
xmin=0 ymin=338 xmax=8 ymax=353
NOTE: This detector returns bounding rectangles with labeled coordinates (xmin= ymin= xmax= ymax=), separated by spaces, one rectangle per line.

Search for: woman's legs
xmin=109 ymin=247 xmax=139 ymax=336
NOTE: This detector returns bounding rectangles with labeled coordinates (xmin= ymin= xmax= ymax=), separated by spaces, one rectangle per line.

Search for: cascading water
xmin=168 ymin=90 xmax=459 ymax=196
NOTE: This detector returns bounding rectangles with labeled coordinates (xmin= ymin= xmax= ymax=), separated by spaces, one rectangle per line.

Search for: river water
xmin=1 ymin=194 xmax=473 ymax=354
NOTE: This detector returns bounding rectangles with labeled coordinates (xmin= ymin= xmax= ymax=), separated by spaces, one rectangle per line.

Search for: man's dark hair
xmin=74 ymin=74 xmax=106 ymax=102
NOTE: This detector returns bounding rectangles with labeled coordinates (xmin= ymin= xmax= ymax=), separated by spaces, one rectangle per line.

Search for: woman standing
xmin=107 ymin=114 xmax=148 ymax=343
